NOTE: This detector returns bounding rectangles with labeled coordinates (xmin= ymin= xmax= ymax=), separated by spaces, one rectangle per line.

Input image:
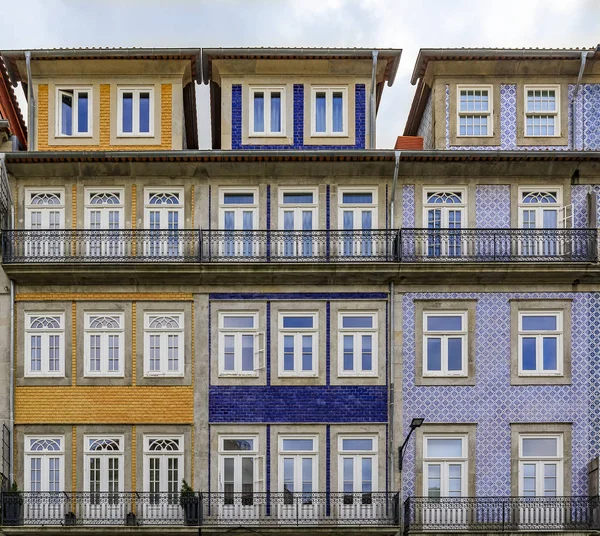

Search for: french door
xmin=423 ymin=191 xmax=466 ymax=258
xmin=25 ymin=191 xmax=65 ymax=257
xmin=519 ymin=190 xmax=561 ymax=256
xmin=85 ymin=191 xmax=123 ymax=257
xmin=279 ymin=191 xmax=317 ymax=258
xmin=220 ymin=191 xmax=258 ymax=258
xmin=144 ymin=191 xmax=183 ymax=257
xmin=338 ymin=191 xmax=377 ymax=258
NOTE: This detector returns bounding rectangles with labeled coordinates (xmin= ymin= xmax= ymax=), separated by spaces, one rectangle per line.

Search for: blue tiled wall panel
xmin=475 ymin=185 xmax=511 ymax=228
xmin=402 ymin=292 xmax=590 ymax=498
xmin=209 ymin=386 xmax=387 ymax=422
xmin=231 ymin=84 xmax=366 ymax=150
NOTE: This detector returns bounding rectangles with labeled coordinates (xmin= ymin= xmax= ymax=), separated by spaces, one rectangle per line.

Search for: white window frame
xmin=24 ymin=436 xmax=65 ymax=492
xmin=524 ymin=85 xmax=561 ymax=138
xmin=422 ymin=435 xmax=468 ymax=498
xmin=338 ymin=187 xmax=378 ymax=230
xmin=278 ymin=435 xmax=318 ymax=494
xmin=518 ymin=434 xmax=563 ymax=496
xmin=84 ymin=188 xmax=124 ymax=229
xmin=219 ymin=187 xmax=259 ymax=229
xmin=249 ymin=86 xmax=286 ymax=137
xmin=117 ymin=87 xmax=154 ymax=137
xmin=84 ymin=436 xmax=124 ymax=493
xmin=278 ymin=187 xmax=318 ymax=230
xmin=142 ymin=435 xmax=184 ymax=494
xmin=25 ymin=313 xmax=65 ymax=377
xmin=25 ymin=188 xmax=66 ymax=230
xmin=278 ymin=312 xmax=318 ymax=377
xmin=423 ymin=311 xmax=468 ymax=377
xmin=218 ymin=434 xmax=263 ymax=494
xmin=143 ymin=188 xmax=184 ymax=228
xmin=144 ymin=312 xmax=185 ymax=377
xmin=518 ymin=311 xmax=563 ymax=376
xmin=422 ymin=188 xmax=467 ymax=228
xmin=338 ymin=435 xmax=378 ymax=494
xmin=218 ymin=312 xmax=261 ymax=376
xmin=518 ymin=187 xmax=563 ymax=229
xmin=311 ymin=86 xmax=349 ymax=137
xmin=84 ymin=313 xmax=124 ymax=377
xmin=456 ymin=85 xmax=493 ymax=138
xmin=55 ymin=87 xmax=93 ymax=137
xmin=338 ymin=312 xmax=378 ymax=377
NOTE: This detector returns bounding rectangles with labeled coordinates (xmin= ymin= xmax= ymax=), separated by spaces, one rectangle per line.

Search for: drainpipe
xmin=9 ymin=279 xmax=14 ymax=484
xmin=389 ymin=150 xmax=401 ymax=228
xmin=370 ymin=51 xmax=378 ymax=149
xmin=25 ymin=51 xmax=35 ymax=150
xmin=571 ymin=51 xmax=588 ymax=150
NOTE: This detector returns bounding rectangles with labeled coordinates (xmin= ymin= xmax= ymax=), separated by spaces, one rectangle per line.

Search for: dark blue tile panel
xmin=231 ymin=84 xmax=366 ymax=150
xmin=209 ymin=385 xmax=387 ymax=423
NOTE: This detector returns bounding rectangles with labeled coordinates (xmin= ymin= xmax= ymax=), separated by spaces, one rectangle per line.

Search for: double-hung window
xmin=312 ymin=87 xmax=348 ymax=136
xmin=249 ymin=87 xmax=285 ymax=136
xmin=84 ymin=314 xmax=124 ymax=376
xmin=519 ymin=435 xmax=563 ymax=496
xmin=118 ymin=88 xmax=153 ymax=136
xmin=144 ymin=313 xmax=184 ymax=376
xmin=338 ymin=437 xmax=377 ymax=502
xmin=25 ymin=313 xmax=64 ymax=377
xmin=525 ymin=86 xmax=559 ymax=137
xmin=279 ymin=312 xmax=318 ymax=376
xmin=518 ymin=312 xmax=562 ymax=375
xmin=219 ymin=312 xmax=259 ymax=375
xmin=25 ymin=437 xmax=64 ymax=492
xmin=338 ymin=313 xmax=377 ymax=376
xmin=57 ymin=88 xmax=91 ymax=136
xmin=457 ymin=86 xmax=492 ymax=137
xmin=423 ymin=436 xmax=467 ymax=498
xmin=423 ymin=312 xmax=467 ymax=376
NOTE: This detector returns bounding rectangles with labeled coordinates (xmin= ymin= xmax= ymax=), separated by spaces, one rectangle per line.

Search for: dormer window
xmin=249 ymin=87 xmax=285 ymax=136
xmin=56 ymin=88 xmax=91 ymax=136
xmin=311 ymin=87 xmax=348 ymax=136
xmin=118 ymin=87 xmax=153 ymax=136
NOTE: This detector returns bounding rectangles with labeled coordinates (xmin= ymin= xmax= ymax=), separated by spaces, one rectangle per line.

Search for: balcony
xmin=404 ymin=496 xmax=600 ymax=533
xmin=1 ymin=228 xmax=597 ymax=264
xmin=1 ymin=491 xmax=399 ymax=528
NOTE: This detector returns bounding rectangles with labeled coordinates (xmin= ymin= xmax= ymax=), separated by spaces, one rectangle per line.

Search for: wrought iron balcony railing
xmin=1 ymin=228 xmax=597 ymax=264
xmin=404 ymin=496 xmax=600 ymax=533
xmin=1 ymin=491 xmax=399 ymax=527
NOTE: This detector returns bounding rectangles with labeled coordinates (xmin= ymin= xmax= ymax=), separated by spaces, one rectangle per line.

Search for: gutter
xmin=370 ymin=51 xmax=378 ymax=149
xmin=25 ymin=51 xmax=35 ymax=150
xmin=571 ymin=51 xmax=589 ymax=149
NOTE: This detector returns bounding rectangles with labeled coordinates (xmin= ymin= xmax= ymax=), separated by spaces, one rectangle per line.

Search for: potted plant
xmin=2 ymin=482 xmax=24 ymax=526
xmin=179 ymin=479 xmax=199 ymax=526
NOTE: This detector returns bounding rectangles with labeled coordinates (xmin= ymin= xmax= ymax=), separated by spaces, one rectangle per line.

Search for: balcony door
xmin=84 ymin=190 xmax=124 ymax=257
xmin=219 ymin=191 xmax=258 ymax=258
xmin=143 ymin=436 xmax=184 ymax=522
xmin=84 ymin=437 xmax=124 ymax=521
xmin=338 ymin=190 xmax=377 ymax=257
xmin=144 ymin=190 xmax=183 ymax=258
xmin=278 ymin=190 xmax=318 ymax=258
xmin=24 ymin=190 xmax=65 ymax=258
xmin=518 ymin=190 xmax=563 ymax=256
xmin=423 ymin=190 xmax=466 ymax=258
xmin=218 ymin=436 xmax=261 ymax=519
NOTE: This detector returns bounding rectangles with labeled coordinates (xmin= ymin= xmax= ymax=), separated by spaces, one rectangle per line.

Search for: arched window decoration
xmin=88 ymin=316 xmax=121 ymax=329
xmin=148 ymin=438 xmax=181 ymax=452
xmin=89 ymin=192 xmax=121 ymax=205
xmin=148 ymin=192 xmax=180 ymax=205
xmin=87 ymin=438 xmax=122 ymax=452
xmin=426 ymin=192 xmax=463 ymax=204
xmin=30 ymin=316 xmax=61 ymax=329
xmin=521 ymin=191 xmax=558 ymax=204
xmin=30 ymin=193 xmax=62 ymax=205
xmin=29 ymin=438 xmax=62 ymax=452
xmin=148 ymin=316 xmax=181 ymax=329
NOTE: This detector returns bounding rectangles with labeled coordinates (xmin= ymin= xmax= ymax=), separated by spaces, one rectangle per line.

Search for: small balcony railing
xmin=403 ymin=496 xmax=600 ymax=533
xmin=1 ymin=228 xmax=597 ymax=264
xmin=1 ymin=491 xmax=399 ymax=527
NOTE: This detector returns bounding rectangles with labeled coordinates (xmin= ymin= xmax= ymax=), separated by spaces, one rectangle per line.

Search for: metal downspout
xmin=571 ymin=51 xmax=588 ymax=149
xmin=370 ymin=51 xmax=378 ymax=149
xmin=25 ymin=51 xmax=35 ymax=150
xmin=389 ymin=150 xmax=401 ymax=228
xmin=9 ymin=279 xmax=14 ymax=484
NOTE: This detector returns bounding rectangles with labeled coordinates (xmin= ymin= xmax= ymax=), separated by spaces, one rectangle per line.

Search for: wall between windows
xmin=400 ymin=291 xmax=591 ymax=497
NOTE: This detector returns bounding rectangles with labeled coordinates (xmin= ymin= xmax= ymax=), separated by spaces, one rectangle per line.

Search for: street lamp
xmin=398 ymin=418 xmax=424 ymax=471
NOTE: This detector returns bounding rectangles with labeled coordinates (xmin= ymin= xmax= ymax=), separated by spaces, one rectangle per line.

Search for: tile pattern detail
xmin=583 ymin=84 xmax=600 ymax=151
xmin=402 ymin=185 xmax=415 ymax=228
xmin=475 ymin=186 xmax=511 ymax=228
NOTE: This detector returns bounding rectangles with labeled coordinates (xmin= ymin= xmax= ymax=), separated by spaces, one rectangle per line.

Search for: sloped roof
xmin=0 ymin=56 xmax=27 ymax=148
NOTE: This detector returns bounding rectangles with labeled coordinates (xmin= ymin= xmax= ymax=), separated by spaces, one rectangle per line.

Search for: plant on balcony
xmin=179 ymin=479 xmax=199 ymax=526
xmin=2 ymin=482 xmax=23 ymax=526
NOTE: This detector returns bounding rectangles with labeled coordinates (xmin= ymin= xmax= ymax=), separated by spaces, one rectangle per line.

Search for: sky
xmin=1 ymin=0 xmax=599 ymax=149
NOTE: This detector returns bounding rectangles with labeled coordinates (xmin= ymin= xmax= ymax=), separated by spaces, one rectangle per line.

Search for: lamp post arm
xmin=398 ymin=427 xmax=416 ymax=471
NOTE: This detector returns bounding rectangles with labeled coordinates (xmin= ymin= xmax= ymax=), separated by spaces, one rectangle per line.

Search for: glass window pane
xmin=242 ymin=458 xmax=254 ymax=488
xmin=342 ymin=193 xmax=373 ymax=204
xmin=426 ymin=438 xmax=463 ymax=458
xmin=283 ymin=316 xmax=314 ymax=329
xmin=253 ymin=92 xmax=265 ymax=132
xmin=342 ymin=316 xmax=373 ymax=329
xmin=283 ymin=335 xmax=294 ymax=371
xmin=543 ymin=337 xmax=558 ymax=370
xmin=447 ymin=338 xmax=463 ymax=371
xmin=224 ymin=193 xmax=254 ymax=205
xmin=315 ymin=92 xmax=326 ymax=133
xmin=522 ymin=437 xmax=558 ymax=457
xmin=139 ymin=92 xmax=150 ymax=133
xmin=223 ymin=439 xmax=254 ymax=451
xmin=282 ymin=439 xmax=314 ymax=451
xmin=361 ymin=335 xmax=372 ymax=371
xmin=342 ymin=439 xmax=373 ymax=451
xmin=522 ymin=315 xmax=557 ymax=331
xmin=77 ymin=92 xmax=88 ymax=133
xmin=283 ymin=193 xmax=313 ymax=204
xmin=522 ymin=337 xmax=537 ymax=371
xmin=122 ymin=92 xmax=133 ymax=133
xmin=332 ymin=92 xmax=343 ymax=133
xmin=270 ymin=92 xmax=281 ymax=133
xmin=241 ymin=335 xmax=254 ymax=371
xmin=302 ymin=335 xmax=313 ymax=371
xmin=61 ymin=92 xmax=73 ymax=136
xmin=343 ymin=335 xmax=354 ymax=371
xmin=426 ymin=338 xmax=442 ymax=371
xmin=426 ymin=315 xmax=462 ymax=331
xmin=223 ymin=316 xmax=255 ymax=329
